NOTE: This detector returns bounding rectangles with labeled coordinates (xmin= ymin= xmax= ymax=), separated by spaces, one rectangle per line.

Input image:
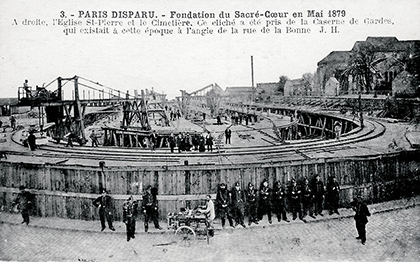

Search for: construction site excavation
xmin=0 ymin=75 xmax=419 ymax=222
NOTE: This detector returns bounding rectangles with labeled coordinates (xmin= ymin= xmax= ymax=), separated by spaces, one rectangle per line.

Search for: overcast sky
xmin=1 ymin=0 xmax=419 ymax=100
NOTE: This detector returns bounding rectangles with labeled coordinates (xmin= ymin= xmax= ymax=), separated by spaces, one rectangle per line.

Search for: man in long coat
xmin=123 ymin=195 xmax=139 ymax=241
xmin=93 ymin=189 xmax=115 ymax=231
xmin=351 ymin=197 xmax=371 ymax=245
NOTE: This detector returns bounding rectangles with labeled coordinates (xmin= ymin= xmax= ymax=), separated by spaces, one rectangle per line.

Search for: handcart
xmin=167 ymin=208 xmax=214 ymax=246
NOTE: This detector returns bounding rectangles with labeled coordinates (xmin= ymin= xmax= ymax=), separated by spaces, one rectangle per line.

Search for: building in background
xmin=315 ymin=37 xmax=420 ymax=96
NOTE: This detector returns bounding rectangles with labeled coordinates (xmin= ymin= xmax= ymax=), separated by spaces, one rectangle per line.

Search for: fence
xmin=1 ymin=150 xmax=419 ymax=221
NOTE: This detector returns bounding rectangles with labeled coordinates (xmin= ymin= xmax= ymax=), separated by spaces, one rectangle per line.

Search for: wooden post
xmin=128 ymin=133 xmax=133 ymax=147
xmin=74 ymin=76 xmax=86 ymax=144
xmin=309 ymin=116 xmax=312 ymax=135
xmin=57 ymin=77 xmax=62 ymax=100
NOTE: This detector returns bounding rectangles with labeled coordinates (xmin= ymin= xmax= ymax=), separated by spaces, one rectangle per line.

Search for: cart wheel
xmin=175 ymin=226 xmax=196 ymax=247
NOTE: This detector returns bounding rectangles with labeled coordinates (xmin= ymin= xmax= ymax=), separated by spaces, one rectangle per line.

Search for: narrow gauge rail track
xmin=30 ymin=118 xmax=385 ymax=165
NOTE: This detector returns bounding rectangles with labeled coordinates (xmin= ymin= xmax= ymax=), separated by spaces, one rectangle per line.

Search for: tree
xmin=302 ymin=73 xmax=314 ymax=96
xmin=343 ymin=51 xmax=387 ymax=93
xmin=333 ymin=68 xmax=348 ymax=95
xmin=278 ymin=75 xmax=289 ymax=95
xmin=390 ymin=52 xmax=420 ymax=96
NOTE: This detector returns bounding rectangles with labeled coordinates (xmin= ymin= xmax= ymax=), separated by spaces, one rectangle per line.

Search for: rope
xmin=44 ymin=78 xmax=57 ymax=88
xmin=78 ymin=76 xmax=135 ymax=98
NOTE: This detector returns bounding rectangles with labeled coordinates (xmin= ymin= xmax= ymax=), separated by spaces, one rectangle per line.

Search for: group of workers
xmin=214 ymin=175 xmax=342 ymax=229
xmin=12 ymin=174 xmax=370 ymax=245
xmin=168 ymin=131 xmax=215 ymax=153
xmin=93 ymin=186 xmax=163 ymax=242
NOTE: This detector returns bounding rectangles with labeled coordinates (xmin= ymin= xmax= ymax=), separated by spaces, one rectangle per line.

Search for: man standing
xmin=225 ymin=127 xmax=232 ymax=144
xmin=192 ymin=133 xmax=199 ymax=151
xmin=217 ymin=115 xmax=222 ymax=125
xmin=231 ymin=182 xmax=246 ymax=228
xmin=301 ymin=178 xmax=314 ymax=219
xmin=205 ymin=131 xmax=213 ymax=152
xmin=327 ymin=176 xmax=341 ymax=215
xmin=198 ymin=195 xmax=215 ymax=229
xmin=170 ymin=110 xmax=174 ymax=121
xmin=168 ymin=133 xmax=176 ymax=153
xmin=90 ymin=130 xmax=99 ymax=147
xmin=123 ymin=195 xmax=139 ymax=242
xmin=334 ymin=122 xmax=342 ymax=139
xmin=313 ymin=174 xmax=325 ymax=216
xmin=10 ymin=115 xmax=16 ymax=131
xmin=93 ymin=189 xmax=115 ymax=231
xmin=245 ymin=182 xmax=259 ymax=226
xmin=258 ymin=179 xmax=272 ymax=224
xmin=216 ymin=183 xmax=234 ymax=229
xmin=150 ymin=130 xmax=158 ymax=151
xmin=184 ymin=133 xmax=192 ymax=151
xmin=198 ymin=134 xmax=206 ymax=152
xmin=289 ymin=179 xmax=303 ymax=221
xmin=177 ymin=133 xmax=184 ymax=152
xmin=141 ymin=185 xmax=162 ymax=232
xmin=351 ymin=197 xmax=371 ymax=245
xmin=27 ymin=130 xmax=36 ymax=151
xmin=13 ymin=186 xmax=32 ymax=225
xmin=272 ymin=181 xmax=290 ymax=223
xmin=66 ymin=132 xmax=77 ymax=147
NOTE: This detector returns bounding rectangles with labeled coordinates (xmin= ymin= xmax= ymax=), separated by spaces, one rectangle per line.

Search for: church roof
xmin=317 ymin=51 xmax=351 ymax=66
xmin=352 ymin=37 xmax=420 ymax=52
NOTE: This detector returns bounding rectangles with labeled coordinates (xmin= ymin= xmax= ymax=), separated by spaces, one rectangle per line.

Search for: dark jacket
xmin=142 ymin=191 xmax=158 ymax=211
xmin=168 ymin=135 xmax=176 ymax=148
xmin=259 ymin=185 xmax=271 ymax=204
xmin=289 ymin=183 xmax=301 ymax=201
xmin=14 ymin=191 xmax=32 ymax=211
xmin=28 ymin=134 xmax=36 ymax=147
xmin=245 ymin=187 xmax=258 ymax=204
xmin=123 ymin=199 xmax=139 ymax=222
xmin=272 ymin=183 xmax=287 ymax=204
xmin=301 ymin=182 xmax=313 ymax=199
xmin=93 ymin=195 xmax=114 ymax=213
xmin=351 ymin=200 xmax=371 ymax=225
xmin=313 ymin=179 xmax=325 ymax=197
xmin=206 ymin=134 xmax=213 ymax=145
xmin=231 ymin=186 xmax=246 ymax=208
xmin=216 ymin=187 xmax=230 ymax=208
xmin=327 ymin=180 xmax=340 ymax=199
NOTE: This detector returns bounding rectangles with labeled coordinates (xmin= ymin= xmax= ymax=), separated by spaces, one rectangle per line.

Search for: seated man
xmin=23 ymin=79 xmax=32 ymax=98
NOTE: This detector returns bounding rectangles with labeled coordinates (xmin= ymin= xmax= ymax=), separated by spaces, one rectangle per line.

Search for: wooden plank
xmin=174 ymin=170 xmax=181 ymax=195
